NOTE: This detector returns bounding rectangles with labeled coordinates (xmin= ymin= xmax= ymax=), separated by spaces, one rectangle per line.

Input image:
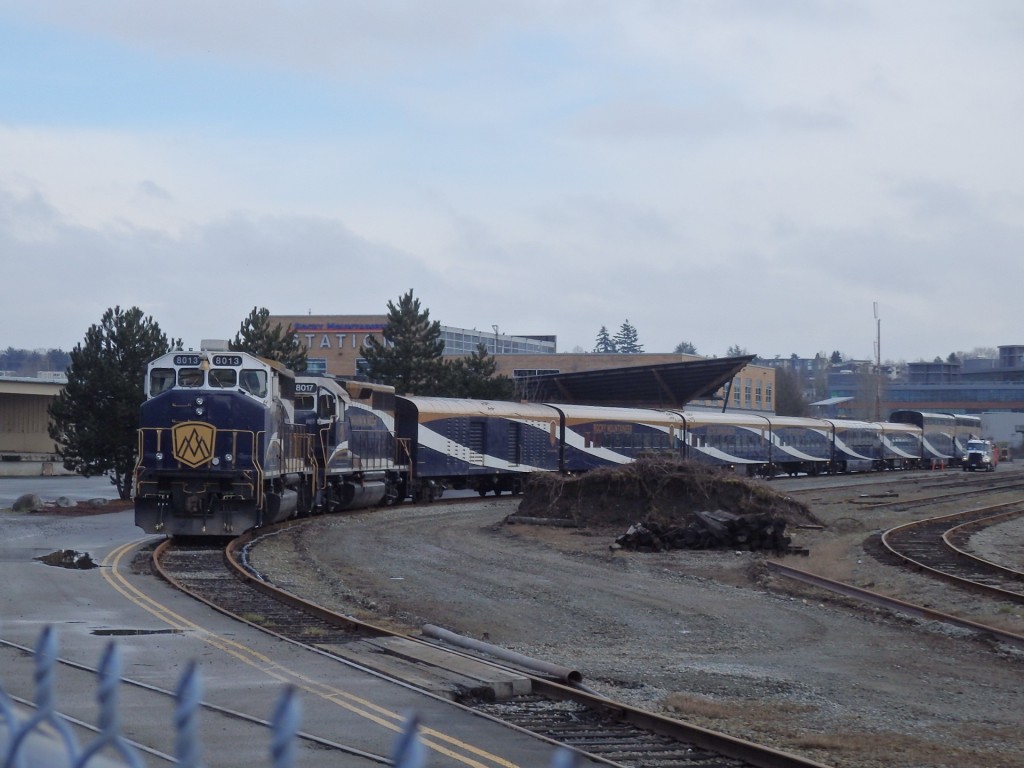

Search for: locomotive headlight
xmin=211 ymin=456 xmax=221 ymax=466
xmin=195 ymin=397 xmax=204 ymax=405
xmin=155 ymin=451 xmax=164 ymax=461
xmin=224 ymin=453 xmax=233 ymax=462
xmin=195 ymin=407 xmax=205 ymax=416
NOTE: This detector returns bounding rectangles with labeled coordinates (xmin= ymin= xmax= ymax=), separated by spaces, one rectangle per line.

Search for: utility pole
xmin=873 ymin=303 xmax=882 ymax=421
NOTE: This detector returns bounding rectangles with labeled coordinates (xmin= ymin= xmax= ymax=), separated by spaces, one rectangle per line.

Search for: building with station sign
xmin=268 ymin=313 xmax=773 ymax=413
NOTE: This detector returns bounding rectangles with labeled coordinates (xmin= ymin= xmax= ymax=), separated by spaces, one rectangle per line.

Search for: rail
xmin=2 ymin=626 xmax=577 ymax=768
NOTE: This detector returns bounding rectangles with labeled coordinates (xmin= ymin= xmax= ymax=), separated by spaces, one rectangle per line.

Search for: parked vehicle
xmin=962 ymin=439 xmax=999 ymax=472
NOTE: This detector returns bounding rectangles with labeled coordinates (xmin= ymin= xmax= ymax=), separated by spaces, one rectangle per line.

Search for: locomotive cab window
xmin=318 ymin=393 xmax=336 ymax=419
xmin=207 ymin=368 xmax=237 ymax=388
xmin=150 ymin=368 xmax=175 ymax=396
xmin=240 ymin=370 xmax=267 ymax=397
xmin=178 ymin=369 xmax=204 ymax=388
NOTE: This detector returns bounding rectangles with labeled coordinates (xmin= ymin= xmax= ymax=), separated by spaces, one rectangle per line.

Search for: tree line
xmin=594 ymin=321 xmax=644 ymax=354
xmin=0 ymin=347 xmax=71 ymax=377
xmin=591 ymin=323 xmax=754 ymax=360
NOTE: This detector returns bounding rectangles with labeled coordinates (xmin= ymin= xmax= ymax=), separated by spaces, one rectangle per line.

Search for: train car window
xmin=240 ymin=370 xmax=268 ymax=397
xmin=178 ymin=369 xmax=204 ymax=387
xmin=208 ymin=368 xmax=237 ymax=388
xmin=150 ymin=368 xmax=175 ymax=395
xmin=294 ymin=394 xmax=315 ymax=410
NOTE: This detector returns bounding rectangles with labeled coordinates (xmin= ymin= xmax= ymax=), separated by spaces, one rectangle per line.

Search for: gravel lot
xmin=249 ymin=470 xmax=1024 ymax=768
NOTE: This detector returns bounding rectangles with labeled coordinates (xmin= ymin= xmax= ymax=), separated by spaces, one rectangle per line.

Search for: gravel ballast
xmin=248 ymin=471 xmax=1024 ymax=768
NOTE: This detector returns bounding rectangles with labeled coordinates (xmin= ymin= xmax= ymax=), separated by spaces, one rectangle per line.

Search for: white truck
xmin=962 ymin=438 xmax=999 ymax=472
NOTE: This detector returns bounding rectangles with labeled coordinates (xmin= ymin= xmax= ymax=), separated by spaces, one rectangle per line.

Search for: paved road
xmin=0 ymin=505 xmax=561 ymax=768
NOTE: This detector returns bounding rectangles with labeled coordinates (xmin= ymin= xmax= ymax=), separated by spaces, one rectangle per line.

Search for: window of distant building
xmin=512 ymin=369 xmax=560 ymax=378
xmin=441 ymin=327 xmax=556 ymax=356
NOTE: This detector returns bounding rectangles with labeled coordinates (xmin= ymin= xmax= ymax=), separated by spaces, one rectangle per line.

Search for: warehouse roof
xmin=516 ymin=355 xmax=755 ymax=409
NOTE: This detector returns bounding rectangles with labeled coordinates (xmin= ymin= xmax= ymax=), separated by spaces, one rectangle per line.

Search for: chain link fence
xmin=2 ymin=626 xmax=574 ymax=768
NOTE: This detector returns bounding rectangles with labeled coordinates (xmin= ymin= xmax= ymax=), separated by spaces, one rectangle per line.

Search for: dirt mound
xmin=513 ymin=458 xmax=818 ymax=530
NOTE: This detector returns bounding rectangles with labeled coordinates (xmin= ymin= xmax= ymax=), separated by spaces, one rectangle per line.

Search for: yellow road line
xmin=101 ymin=539 xmax=521 ymax=768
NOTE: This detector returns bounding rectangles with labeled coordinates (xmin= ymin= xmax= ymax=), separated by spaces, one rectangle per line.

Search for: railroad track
xmin=785 ymin=469 xmax=1024 ymax=512
xmin=767 ymin=495 xmax=1024 ymax=653
xmin=881 ymin=502 xmax=1024 ymax=602
xmin=152 ymin=530 xmax=830 ymax=768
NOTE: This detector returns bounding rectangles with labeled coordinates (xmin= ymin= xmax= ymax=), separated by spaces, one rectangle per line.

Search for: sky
xmin=1 ymin=2 xmax=1022 ymax=364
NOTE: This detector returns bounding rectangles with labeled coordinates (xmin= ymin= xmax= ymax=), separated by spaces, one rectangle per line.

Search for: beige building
xmin=0 ymin=378 xmax=65 ymax=472
xmin=269 ymin=314 xmax=775 ymax=412
xmin=270 ymin=314 xmax=388 ymax=377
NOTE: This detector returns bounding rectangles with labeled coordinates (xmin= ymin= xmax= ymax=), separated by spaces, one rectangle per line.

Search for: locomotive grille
xmin=467 ymin=421 xmax=485 ymax=465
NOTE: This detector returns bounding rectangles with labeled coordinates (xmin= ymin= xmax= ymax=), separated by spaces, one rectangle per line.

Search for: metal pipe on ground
xmin=421 ymin=624 xmax=583 ymax=685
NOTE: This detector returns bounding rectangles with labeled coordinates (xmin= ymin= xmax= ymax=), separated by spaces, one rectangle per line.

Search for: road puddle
xmin=34 ymin=549 xmax=98 ymax=569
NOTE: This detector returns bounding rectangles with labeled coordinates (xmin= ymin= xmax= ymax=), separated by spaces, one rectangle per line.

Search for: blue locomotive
xmin=133 ymin=345 xmax=407 ymax=536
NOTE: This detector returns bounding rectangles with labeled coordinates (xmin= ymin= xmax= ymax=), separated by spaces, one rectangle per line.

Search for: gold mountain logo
xmin=172 ymin=421 xmax=215 ymax=468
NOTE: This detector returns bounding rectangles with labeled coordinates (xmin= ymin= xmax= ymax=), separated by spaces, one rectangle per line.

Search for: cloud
xmin=2 ymin=1 xmax=1023 ymax=365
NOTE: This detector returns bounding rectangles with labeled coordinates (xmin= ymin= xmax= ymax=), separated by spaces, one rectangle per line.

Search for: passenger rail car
xmin=889 ymin=410 xmax=981 ymax=465
xmin=551 ymin=404 xmax=684 ymax=471
xmin=134 ymin=348 xmax=408 ymax=536
xmin=402 ymin=402 xmax=983 ymax=482
xmin=395 ymin=397 xmax=562 ymax=499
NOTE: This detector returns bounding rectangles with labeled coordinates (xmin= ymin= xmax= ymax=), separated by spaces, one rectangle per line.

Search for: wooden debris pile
xmin=612 ymin=510 xmax=801 ymax=554
xmin=511 ymin=457 xmax=818 ymax=555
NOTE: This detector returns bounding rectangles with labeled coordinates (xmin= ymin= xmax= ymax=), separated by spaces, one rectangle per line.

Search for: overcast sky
xmin=2 ymin=2 xmax=1022 ymax=363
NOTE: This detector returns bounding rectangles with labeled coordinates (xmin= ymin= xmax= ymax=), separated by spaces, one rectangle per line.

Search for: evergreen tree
xmin=830 ymin=350 xmax=843 ymax=364
xmin=446 ymin=343 xmax=516 ymax=399
xmin=613 ymin=320 xmax=643 ymax=354
xmin=230 ymin=306 xmax=307 ymax=372
xmin=47 ymin=306 xmax=178 ymax=499
xmin=674 ymin=340 xmax=698 ymax=355
xmin=594 ymin=326 xmax=617 ymax=353
xmin=360 ymin=290 xmax=447 ymax=394
xmin=725 ymin=344 xmax=749 ymax=357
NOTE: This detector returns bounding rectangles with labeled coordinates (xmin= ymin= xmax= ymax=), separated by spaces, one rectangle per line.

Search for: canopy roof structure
xmin=515 ymin=355 xmax=755 ymax=409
